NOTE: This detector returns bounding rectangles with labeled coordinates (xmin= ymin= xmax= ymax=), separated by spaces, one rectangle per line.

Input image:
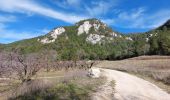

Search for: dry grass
xmin=97 ymin=56 xmax=170 ymax=93
xmin=128 ymin=55 xmax=170 ymax=60
xmin=0 ymin=68 xmax=105 ymax=100
xmin=8 ymin=79 xmax=53 ymax=99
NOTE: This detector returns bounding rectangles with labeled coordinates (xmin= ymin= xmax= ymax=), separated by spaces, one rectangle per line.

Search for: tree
xmin=0 ymin=51 xmax=42 ymax=82
xmin=40 ymin=50 xmax=57 ymax=72
xmin=149 ymin=37 xmax=159 ymax=54
xmin=158 ymin=32 xmax=170 ymax=55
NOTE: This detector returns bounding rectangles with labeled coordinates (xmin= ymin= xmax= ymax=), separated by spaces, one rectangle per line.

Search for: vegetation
xmin=149 ymin=30 xmax=170 ymax=55
xmin=1 ymin=18 xmax=170 ymax=99
xmin=9 ymin=77 xmax=104 ymax=100
xmin=0 ymin=50 xmax=100 ymax=100
xmin=1 ymin=19 xmax=170 ymax=61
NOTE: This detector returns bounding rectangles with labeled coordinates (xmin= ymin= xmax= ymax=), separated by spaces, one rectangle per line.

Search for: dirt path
xmin=91 ymin=68 xmax=170 ymax=100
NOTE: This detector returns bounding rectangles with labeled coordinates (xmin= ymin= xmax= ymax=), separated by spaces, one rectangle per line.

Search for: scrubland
xmin=0 ymin=52 xmax=105 ymax=100
xmin=0 ymin=68 xmax=105 ymax=100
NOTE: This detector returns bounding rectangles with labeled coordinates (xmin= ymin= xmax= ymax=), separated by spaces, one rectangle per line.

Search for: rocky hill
xmin=37 ymin=18 xmax=131 ymax=45
xmin=1 ymin=18 xmax=170 ymax=60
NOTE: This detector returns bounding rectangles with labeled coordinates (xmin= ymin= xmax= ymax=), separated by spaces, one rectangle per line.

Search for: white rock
xmin=93 ymin=23 xmax=100 ymax=31
xmin=146 ymin=38 xmax=149 ymax=42
xmin=112 ymin=32 xmax=118 ymax=37
xmin=88 ymin=68 xmax=101 ymax=78
xmin=86 ymin=34 xmax=105 ymax=44
xmin=126 ymin=37 xmax=133 ymax=41
xmin=78 ymin=21 xmax=92 ymax=35
xmin=51 ymin=27 xmax=65 ymax=39
xmin=40 ymin=38 xmax=55 ymax=44
xmin=39 ymin=27 xmax=65 ymax=44
xmin=149 ymin=34 xmax=153 ymax=37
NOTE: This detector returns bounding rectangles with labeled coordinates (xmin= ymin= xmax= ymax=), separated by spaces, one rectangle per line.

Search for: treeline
xmin=0 ymin=50 xmax=96 ymax=82
xmin=1 ymin=27 xmax=170 ymax=61
xmin=149 ymin=28 xmax=170 ymax=55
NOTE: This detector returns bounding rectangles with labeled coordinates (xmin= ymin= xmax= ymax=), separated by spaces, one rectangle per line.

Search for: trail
xmin=90 ymin=68 xmax=170 ymax=100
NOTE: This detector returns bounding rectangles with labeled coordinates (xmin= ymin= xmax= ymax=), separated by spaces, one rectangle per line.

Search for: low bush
xmin=8 ymin=70 xmax=105 ymax=100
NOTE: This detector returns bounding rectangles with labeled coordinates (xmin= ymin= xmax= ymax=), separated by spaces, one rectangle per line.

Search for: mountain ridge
xmin=1 ymin=18 xmax=170 ymax=60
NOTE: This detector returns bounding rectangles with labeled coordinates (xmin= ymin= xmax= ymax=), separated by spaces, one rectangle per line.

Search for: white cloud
xmin=66 ymin=0 xmax=80 ymax=6
xmin=0 ymin=0 xmax=88 ymax=23
xmin=0 ymin=27 xmax=44 ymax=43
xmin=52 ymin=0 xmax=118 ymax=17
xmin=107 ymin=8 xmax=170 ymax=29
xmin=0 ymin=16 xmax=16 ymax=23
xmin=0 ymin=32 xmax=40 ymax=40
xmin=40 ymin=28 xmax=50 ymax=34
xmin=102 ymin=19 xmax=115 ymax=25
xmin=118 ymin=8 xmax=145 ymax=20
xmin=0 ymin=17 xmax=46 ymax=43
xmin=86 ymin=2 xmax=109 ymax=16
xmin=85 ymin=0 xmax=118 ymax=16
xmin=52 ymin=0 xmax=81 ymax=8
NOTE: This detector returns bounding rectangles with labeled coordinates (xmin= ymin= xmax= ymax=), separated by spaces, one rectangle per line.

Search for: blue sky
xmin=0 ymin=0 xmax=170 ymax=43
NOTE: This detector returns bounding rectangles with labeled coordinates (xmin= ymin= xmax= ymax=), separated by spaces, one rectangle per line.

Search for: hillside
xmin=131 ymin=19 xmax=170 ymax=55
xmin=1 ymin=18 xmax=170 ymax=60
xmin=2 ymin=19 xmax=134 ymax=60
xmin=148 ymin=20 xmax=170 ymax=55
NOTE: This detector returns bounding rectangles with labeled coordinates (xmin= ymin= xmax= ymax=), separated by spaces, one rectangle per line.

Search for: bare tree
xmin=40 ymin=50 xmax=57 ymax=72
xmin=0 ymin=52 xmax=13 ymax=78
xmin=0 ymin=51 xmax=42 ymax=82
xmin=13 ymin=53 xmax=42 ymax=82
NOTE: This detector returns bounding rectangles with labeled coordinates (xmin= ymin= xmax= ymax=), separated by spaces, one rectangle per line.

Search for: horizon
xmin=0 ymin=0 xmax=170 ymax=43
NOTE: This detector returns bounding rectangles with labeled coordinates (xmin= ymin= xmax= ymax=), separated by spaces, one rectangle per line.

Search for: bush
xmin=8 ymin=70 xmax=105 ymax=100
xmin=9 ymin=81 xmax=94 ymax=100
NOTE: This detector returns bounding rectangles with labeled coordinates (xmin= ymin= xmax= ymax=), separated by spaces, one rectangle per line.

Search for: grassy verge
xmin=4 ymin=69 xmax=105 ymax=100
xmin=9 ymin=77 xmax=105 ymax=100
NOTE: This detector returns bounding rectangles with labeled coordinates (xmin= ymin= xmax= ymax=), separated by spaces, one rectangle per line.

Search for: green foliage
xmin=2 ymin=19 xmax=170 ymax=60
xmin=10 ymin=76 xmax=105 ymax=100
xmin=10 ymin=83 xmax=90 ymax=100
xmin=149 ymin=30 xmax=170 ymax=55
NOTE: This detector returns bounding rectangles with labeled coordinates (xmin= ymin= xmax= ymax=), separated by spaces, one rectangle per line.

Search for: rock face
xmin=125 ymin=37 xmax=133 ymax=41
xmin=112 ymin=32 xmax=118 ymax=37
xmin=93 ymin=23 xmax=101 ymax=31
xmin=38 ymin=27 xmax=65 ymax=44
xmin=51 ymin=27 xmax=65 ymax=39
xmin=39 ymin=38 xmax=55 ymax=44
xmin=77 ymin=19 xmax=106 ymax=35
xmin=76 ymin=19 xmax=124 ymax=44
xmin=86 ymin=34 xmax=105 ymax=44
xmin=38 ymin=19 xmax=126 ymax=44
xmin=78 ymin=21 xmax=92 ymax=35
xmin=3 ymin=18 xmax=170 ymax=60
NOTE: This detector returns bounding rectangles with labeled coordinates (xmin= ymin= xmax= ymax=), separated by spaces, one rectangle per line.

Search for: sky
xmin=0 ymin=0 xmax=170 ymax=43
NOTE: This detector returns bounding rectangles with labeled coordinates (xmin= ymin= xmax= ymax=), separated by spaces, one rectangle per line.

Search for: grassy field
xmin=97 ymin=56 xmax=170 ymax=93
xmin=0 ymin=55 xmax=170 ymax=99
xmin=0 ymin=68 xmax=105 ymax=100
